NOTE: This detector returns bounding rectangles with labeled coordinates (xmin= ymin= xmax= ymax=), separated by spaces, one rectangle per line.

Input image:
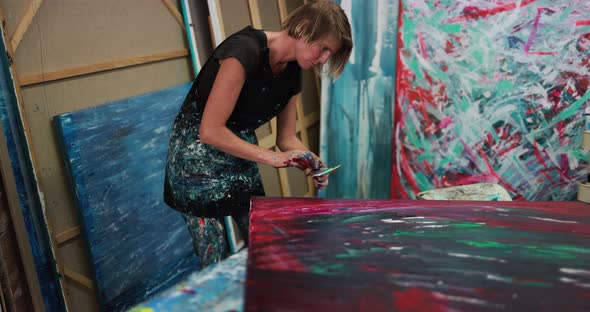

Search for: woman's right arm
xmin=199 ymin=58 xmax=308 ymax=168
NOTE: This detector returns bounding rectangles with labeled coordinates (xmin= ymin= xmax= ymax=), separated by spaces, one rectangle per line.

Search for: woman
xmin=164 ymin=0 xmax=352 ymax=266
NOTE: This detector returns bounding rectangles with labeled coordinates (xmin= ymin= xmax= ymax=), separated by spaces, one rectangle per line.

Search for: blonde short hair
xmin=282 ymin=1 xmax=353 ymax=78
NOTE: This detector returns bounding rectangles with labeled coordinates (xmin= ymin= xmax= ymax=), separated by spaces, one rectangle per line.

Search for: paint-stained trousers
xmin=181 ymin=210 xmax=249 ymax=267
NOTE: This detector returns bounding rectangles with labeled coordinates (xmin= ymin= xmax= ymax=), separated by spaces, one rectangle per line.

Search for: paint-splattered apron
xmin=163 ymin=95 xmax=266 ymax=217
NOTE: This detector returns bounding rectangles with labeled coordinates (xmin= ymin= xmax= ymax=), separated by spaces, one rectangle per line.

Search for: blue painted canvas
xmin=54 ymin=84 xmax=199 ymax=312
xmin=320 ymin=0 xmax=399 ymax=199
xmin=129 ymin=248 xmax=247 ymax=312
xmin=0 ymin=29 xmax=65 ymax=311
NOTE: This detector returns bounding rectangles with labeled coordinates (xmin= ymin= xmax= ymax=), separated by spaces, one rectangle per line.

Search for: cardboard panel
xmin=54 ymin=84 xmax=198 ymax=312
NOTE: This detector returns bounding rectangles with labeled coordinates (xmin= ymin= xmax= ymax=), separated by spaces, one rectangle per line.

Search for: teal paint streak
xmin=552 ymin=90 xmax=590 ymax=124
xmin=320 ymin=0 xmax=398 ymax=199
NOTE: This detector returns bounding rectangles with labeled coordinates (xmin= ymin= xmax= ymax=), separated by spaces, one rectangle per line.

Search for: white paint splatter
xmin=528 ymin=217 xmax=578 ymax=223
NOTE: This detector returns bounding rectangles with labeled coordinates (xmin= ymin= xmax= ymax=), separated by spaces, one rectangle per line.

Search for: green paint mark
xmin=457 ymin=97 xmax=469 ymax=113
xmin=426 ymin=1 xmax=436 ymax=10
xmin=309 ymin=262 xmax=345 ymax=275
xmin=451 ymin=222 xmax=485 ymax=228
xmin=402 ymin=16 xmax=416 ymax=46
xmin=415 ymin=171 xmax=430 ymax=190
xmin=417 ymin=152 xmax=434 ymax=163
xmin=408 ymin=57 xmax=425 ymax=83
xmin=404 ymin=117 xmax=422 ymax=147
xmin=439 ymin=155 xmax=456 ymax=167
xmin=553 ymin=90 xmax=590 ymax=124
xmin=520 ymin=281 xmax=552 ymax=288
xmin=559 ymin=7 xmax=573 ymax=20
xmin=471 ymin=50 xmax=484 ymax=65
xmin=496 ymin=79 xmax=514 ymax=94
xmin=452 ymin=142 xmax=464 ymax=156
xmin=340 ymin=215 xmax=377 ymax=224
xmin=550 ymin=245 xmax=590 ymax=254
xmin=441 ymin=24 xmax=461 ymax=34
xmin=459 ymin=240 xmax=511 ymax=249
xmin=335 ymin=247 xmax=387 ymax=259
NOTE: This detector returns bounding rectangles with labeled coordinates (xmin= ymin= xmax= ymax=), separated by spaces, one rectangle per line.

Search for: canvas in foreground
xmin=246 ymin=197 xmax=590 ymax=311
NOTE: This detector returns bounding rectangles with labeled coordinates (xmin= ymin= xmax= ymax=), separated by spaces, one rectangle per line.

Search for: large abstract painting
xmin=54 ymin=84 xmax=199 ymax=311
xmin=320 ymin=0 xmax=399 ymax=199
xmin=246 ymin=197 xmax=590 ymax=311
xmin=393 ymin=0 xmax=590 ymax=200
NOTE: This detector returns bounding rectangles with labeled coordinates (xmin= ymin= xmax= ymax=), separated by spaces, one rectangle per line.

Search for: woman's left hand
xmin=313 ymin=174 xmax=329 ymax=190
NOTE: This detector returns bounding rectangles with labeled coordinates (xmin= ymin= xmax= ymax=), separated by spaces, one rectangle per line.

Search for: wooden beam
xmin=62 ymin=267 xmax=94 ymax=290
xmin=54 ymin=226 xmax=80 ymax=246
xmin=11 ymin=0 xmax=43 ymax=50
xmin=207 ymin=0 xmax=225 ymax=45
xmin=161 ymin=0 xmax=186 ymax=32
xmin=276 ymin=0 xmax=289 ymax=22
xmin=247 ymin=0 xmax=262 ymax=29
xmin=258 ymin=112 xmax=319 ymax=149
xmin=20 ymin=49 xmax=189 ymax=86
xmin=0 ymin=7 xmax=50 ymax=312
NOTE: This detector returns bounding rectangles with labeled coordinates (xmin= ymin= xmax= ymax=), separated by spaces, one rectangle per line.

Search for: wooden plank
xmin=62 ymin=267 xmax=94 ymax=290
xmin=295 ymin=98 xmax=315 ymax=195
xmin=268 ymin=117 xmax=291 ymax=197
xmin=54 ymin=226 xmax=80 ymax=246
xmin=0 ymin=7 xmax=56 ymax=311
xmin=207 ymin=0 xmax=225 ymax=45
xmin=11 ymin=0 xmax=43 ymax=50
xmin=247 ymin=0 xmax=262 ymax=28
xmin=276 ymin=0 xmax=289 ymax=21
xmin=20 ymin=49 xmax=189 ymax=86
xmin=161 ymin=0 xmax=186 ymax=32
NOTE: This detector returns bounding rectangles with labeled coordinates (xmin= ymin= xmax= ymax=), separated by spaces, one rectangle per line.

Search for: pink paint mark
xmin=423 ymin=161 xmax=441 ymax=187
xmin=532 ymin=141 xmax=548 ymax=167
xmin=400 ymin=150 xmax=421 ymax=195
xmin=524 ymin=8 xmax=543 ymax=53
xmin=524 ymin=8 xmax=559 ymax=55
xmin=576 ymin=20 xmax=590 ymax=26
xmin=528 ymin=51 xmax=558 ymax=55
xmin=477 ymin=146 xmax=519 ymax=194
xmin=418 ymin=31 xmax=428 ymax=58
xmin=448 ymin=0 xmax=537 ymax=23
xmin=181 ymin=288 xmax=196 ymax=295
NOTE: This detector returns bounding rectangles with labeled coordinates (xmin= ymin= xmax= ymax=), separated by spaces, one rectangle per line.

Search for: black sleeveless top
xmin=186 ymin=26 xmax=302 ymax=130
xmin=164 ymin=26 xmax=302 ymax=216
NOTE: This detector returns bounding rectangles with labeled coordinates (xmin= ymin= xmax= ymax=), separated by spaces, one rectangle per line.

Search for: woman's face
xmin=296 ymin=33 xmax=342 ymax=70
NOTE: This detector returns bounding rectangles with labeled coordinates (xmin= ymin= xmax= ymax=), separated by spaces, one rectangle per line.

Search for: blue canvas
xmin=320 ymin=0 xmax=399 ymax=199
xmin=129 ymin=249 xmax=247 ymax=312
xmin=0 ymin=29 xmax=65 ymax=311
xmin=54 ymin=84 xmax=199 ymax=312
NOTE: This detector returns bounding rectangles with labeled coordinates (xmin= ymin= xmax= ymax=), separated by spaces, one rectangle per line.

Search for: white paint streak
xmin=449 ymin=252 xmax=507 ymax=263
xmin=528 ymin=217 xmax=578 ymax=224
xmin=560 ymin=268 xmax=590 ymax=277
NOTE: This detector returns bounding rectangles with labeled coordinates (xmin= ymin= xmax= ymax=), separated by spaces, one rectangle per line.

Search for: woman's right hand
xmin=271 ymin=150 xmax=320 ymax=170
